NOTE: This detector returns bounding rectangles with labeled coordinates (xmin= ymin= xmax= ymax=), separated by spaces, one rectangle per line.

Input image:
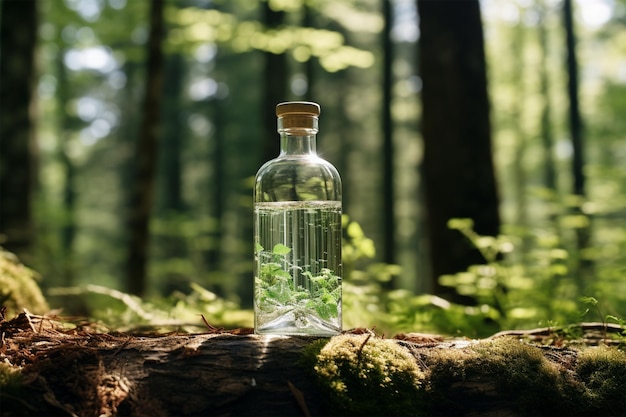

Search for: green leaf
xmin=274 ymin=269 xmax=292 ymax=280
xmin=448 ymin=218 xmax=474 ymax=230
xmin=580 ymin=296 xmax=598 ymax=306
xmin=272 ymin=243 xmax=291 ymax=255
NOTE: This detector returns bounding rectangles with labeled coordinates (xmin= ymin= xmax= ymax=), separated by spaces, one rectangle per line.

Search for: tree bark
xmin=563 ymin=0 xmax=585 ymax=200
xmin=510 ymin=6 xmax=529 ymax=250
xmin=537 ymin=0 xmax=558 ymax=196
xmin=262 ymin=2 xmax=288 ymax=162
xmin=563 ymin=0 xmax=593 ymax=284
xmin=0 ymin=0 xmax=39 ymax=263
xmin=125 ymin=0 xmax=166 ymax=297
xmin=382 ymin=0 xmax=396 ymax=269
xmin=417 ymin=0 xmax=500 ymax=298
xmin=159 ymin=53 xmax=185 ymax=215
xmin=303 ymin=2 xmax=316 ymax=101
xmin=55 ymin=48 xmax=78 ymax=287
xmin=2 ymin=316 xmax=624 ymax=417
xmin=3 ymin=329 xmax=330 ymax=417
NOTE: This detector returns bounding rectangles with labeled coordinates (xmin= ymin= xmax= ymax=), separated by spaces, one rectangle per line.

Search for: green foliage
xmin=49 ymin=282 xmax=252 ymax=332
xmin=0 ymin=248 xmax=49 ymax=318
xmin=604 ymin=315 xmax=626 ymax=346
xmin=341 ymin=215 xmax=402 ymax=333
xmin=149 ymin=213 xmax=237 ymax=298
xmin=341 ymin=214 xmax=626 ymax=339
xmin=312 ymin=334 xmax=425 ymax=416
xmin=167 ymin=5 xmax=376 ymax=72
xmin=385 ymin=216 xmax=623 ymax=337
xmin=255 ymin=243 xmax=341 ymax=321
xmin=44 ymin=213 xmax=626 ymax=339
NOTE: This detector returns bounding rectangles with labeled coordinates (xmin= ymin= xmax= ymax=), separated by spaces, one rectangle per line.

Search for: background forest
xmin=1 ymin=0 xmax=626 ymax=337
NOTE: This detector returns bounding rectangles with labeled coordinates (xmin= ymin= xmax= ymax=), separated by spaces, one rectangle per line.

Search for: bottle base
xmin=255 ymin=311 xmax=341 ymax=337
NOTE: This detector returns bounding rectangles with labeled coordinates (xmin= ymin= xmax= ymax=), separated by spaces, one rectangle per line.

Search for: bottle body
xmin=254 ymin=103 xmax=342 ymax=335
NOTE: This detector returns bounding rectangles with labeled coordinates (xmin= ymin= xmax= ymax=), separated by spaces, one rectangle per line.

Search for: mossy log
xmin=2 ymin=314 xmax=626 ymax=417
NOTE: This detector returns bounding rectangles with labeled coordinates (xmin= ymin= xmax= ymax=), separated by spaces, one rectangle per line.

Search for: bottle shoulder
xmin=254 ymin=156 xmax=341 ymax=203
xmin=255 ymin=155 xmax=341 ymax=180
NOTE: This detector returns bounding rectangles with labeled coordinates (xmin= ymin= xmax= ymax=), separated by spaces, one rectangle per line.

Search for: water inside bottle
xmin=254 ymin=200 xmax=342 ymax=335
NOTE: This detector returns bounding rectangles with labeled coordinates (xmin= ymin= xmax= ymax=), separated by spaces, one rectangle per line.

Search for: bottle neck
xmin=279 ymin=132 xmax=317 ymax=156
xmin=277 ymin=116 xmax=318 ymax=156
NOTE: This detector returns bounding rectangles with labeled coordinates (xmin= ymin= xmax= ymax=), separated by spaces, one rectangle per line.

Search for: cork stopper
xmin=276 ymin=101 xmax=320 ymax=132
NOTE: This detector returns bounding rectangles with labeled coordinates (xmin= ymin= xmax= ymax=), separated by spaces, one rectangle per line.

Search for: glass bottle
xmin=254 ymin=101 xmax=342 ymax=336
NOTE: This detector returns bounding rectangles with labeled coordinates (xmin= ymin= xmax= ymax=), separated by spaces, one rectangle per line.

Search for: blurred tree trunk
xmin=563 ymin=0 xmax=593 ymax=283
xmin=538 ymin=1 xmax=558 ymax=196
xmin=563 ymin=0 xmax=585 ymax=200
xmin=382 ymin=0 xmax=396 ymax=268
xmin=56 ymin=50 xmax=77 ymax=286
xmin=159 ymin=53 xmax=185 ymax=215
xmin=335 ymin=73 xmax=351 ymax=210
xmin=210 ymin=101 xmax=225 ymax=267
xmin=262 ymin=1 xmax=287 ymax=162
xmin=0 ymin=0 xmax=39 ymax=263
xmin=125 ymin=0 xmax=165 ymax=297
xmin=417 ymin=0 xmax=500 ymax=298
xmin=537 ymin=0 xmax=561 ymax=244
xmin=303 ymin=2 xmax=316 ymax=101
xmin=156 ymin=52 xmax=188 ymax=294
xmin=510 ymin=5 xmax=529 ymax=252
xmin=116 ymin=60 xmax=141 ymax=284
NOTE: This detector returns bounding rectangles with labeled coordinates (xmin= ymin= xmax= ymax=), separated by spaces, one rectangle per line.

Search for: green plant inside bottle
xmin=255 ymin=243 xmax=341 ymax=324
xmin=254 ymin=201 xmax=342 ymax=335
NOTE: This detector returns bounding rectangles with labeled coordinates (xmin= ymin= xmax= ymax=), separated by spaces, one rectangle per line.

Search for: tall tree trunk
xmin=116 ymin=60 xmax=141 ymax=284
xmin=563 ymin=0 xmax=585 ymax=200
xmin=303 ymin=1 xmax=316 ymax=101
xmin=335 ymin=72 xmax=351 ymax=211
xmin=206 ymin=99 xmax=224 ymax=275
xmin=156 ymin=52 xmax=188 ymax=294
xmin=382 ymin=0 xmax=396 ymax=268
xmin=56 ymin=53 xmax=77 ymax=287
xmin=262 ymin=1 xmax=287 ymax=162
xmin=0 ymin=0 xmax=39 ymax=263
xmin=563 ymin=0 xmax=592 ymax=283
xmin=125 ymin=0 xmax=165 ymax=297
xmin=537 ymin=0 xmax=561 ymax=248
xmin=537 ymin=1 xmax=564 ymax=311
xmin=538 ymin=1 xmax=558 ymax=196
xmin=159 ymin=53 xmax=185 ymax=215
xmin=511 ymin=6 xmax=529 ymax=252
xmin=417 ymin=0 xmax=500 ymax=298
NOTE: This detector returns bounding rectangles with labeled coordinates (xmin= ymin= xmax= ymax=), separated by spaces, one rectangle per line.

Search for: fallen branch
xmin=1 ymin=313 xmax=626 ymax=416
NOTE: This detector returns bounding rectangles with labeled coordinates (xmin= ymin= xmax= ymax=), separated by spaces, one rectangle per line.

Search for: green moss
xmin=0 ymin=247 xmax=48 ymax=317
xmin=0 ymin=362 xmax=23 ymax=389
xmin=426 ymin=338 xmax=569 ymax=416
xmin=572 ymin=346 xmax=626 ymax=416
xmin=312 ymin=334 xmax=425 ymax=416
xmin=300 ymin=337 xmax=330 ymax=369
xmin=423 ymin=339 xmax=626 ymax=416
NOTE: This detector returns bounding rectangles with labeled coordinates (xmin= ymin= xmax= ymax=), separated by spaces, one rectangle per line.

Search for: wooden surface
xmin=3 ymin=325 xmax=330 ymax=416
xmin=2 ymin=313 xmax=625 ymax=417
